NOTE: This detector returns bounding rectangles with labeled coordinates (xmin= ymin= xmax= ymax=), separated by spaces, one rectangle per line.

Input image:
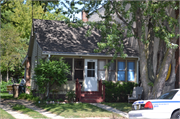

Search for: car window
xmin=158 ymin=90 xmax=178 ymax=99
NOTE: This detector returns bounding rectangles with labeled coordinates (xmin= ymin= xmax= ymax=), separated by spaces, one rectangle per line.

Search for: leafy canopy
xmin=64 ymin=1 xmax=179 ymax=58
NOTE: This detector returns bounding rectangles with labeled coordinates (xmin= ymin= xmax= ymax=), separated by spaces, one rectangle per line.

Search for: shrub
xmin=66 ymin=90 xmax=76 ymax=102
xmin=18 ymin=92 xmax=40 ymax=102
xmin=103 ymin=81 xmax=138 ymax=102
xmin=0 ymin=80 xmax=13 ymax=92
xmin=34 ymin=57 xmax=70 ymax=99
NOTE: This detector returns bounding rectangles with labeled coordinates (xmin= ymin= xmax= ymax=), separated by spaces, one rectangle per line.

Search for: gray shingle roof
xmin=33 ymin=19 xmax=138 ymax=57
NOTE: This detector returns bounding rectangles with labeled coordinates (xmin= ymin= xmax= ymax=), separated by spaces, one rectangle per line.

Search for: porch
xmin=76 ymin=78 xmax=105 ymax=103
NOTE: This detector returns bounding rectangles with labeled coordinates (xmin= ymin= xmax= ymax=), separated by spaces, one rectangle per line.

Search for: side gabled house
xmin=22 ymin=19 xmax=139 ymax=102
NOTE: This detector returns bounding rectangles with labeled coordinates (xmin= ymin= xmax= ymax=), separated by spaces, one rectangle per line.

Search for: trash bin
xmin=7 ymin=85 xmax=13 ymax=94
xmin=12 ymin=84 xmax=19 ymax=98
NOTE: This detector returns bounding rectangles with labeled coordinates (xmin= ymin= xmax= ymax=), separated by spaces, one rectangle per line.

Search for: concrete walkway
xmin=1 ymin=99 xmax=64 ymax=119
xmin=0 ymin=101 xmax=33 ymax=119
xmin=90 ymin=103 xmax=129 ymax=118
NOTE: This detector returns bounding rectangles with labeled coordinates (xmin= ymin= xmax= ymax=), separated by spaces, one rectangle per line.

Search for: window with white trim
xmin=117 ymin=61 xmax=125 ymax=81
xmin=127 ymin=61 xmax=135 ymax=81
xmin=108 ymin=60 xmax=116 ymax=81
xmin=98 ymin=60 xmax=106 ymax=80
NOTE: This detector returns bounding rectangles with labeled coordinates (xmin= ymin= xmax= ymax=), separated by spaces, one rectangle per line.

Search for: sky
xmin=58 ymin=0 xmax=104 ymax=21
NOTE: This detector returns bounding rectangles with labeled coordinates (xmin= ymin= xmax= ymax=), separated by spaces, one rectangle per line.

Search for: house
xmin=22 ymin=18 xmax=139 ymax=102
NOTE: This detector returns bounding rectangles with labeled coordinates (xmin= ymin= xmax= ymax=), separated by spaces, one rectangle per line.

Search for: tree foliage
xmin=0 ymin=0 xmax=68 ymax=80
xmin=1 ymin=0 xmax=68 ymax=39
xmin=0 ymin=24 xmax=28 ymax=80
xmin=34 ymin=58 xmax=70 ymax=99
xmin=65 ymin=1 xmax=179 ymax=99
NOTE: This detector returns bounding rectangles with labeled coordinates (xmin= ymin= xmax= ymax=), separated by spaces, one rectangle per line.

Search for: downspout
xmin=47 ymin=54 xmax=51 ymax=61
xmin=137 ymin=57 xmax=140 ymax=85
xmin=46 ymin=54 xmax=51 ymax=98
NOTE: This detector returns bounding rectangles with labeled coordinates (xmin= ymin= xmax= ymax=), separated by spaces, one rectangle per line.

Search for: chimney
xmin=82 ymin=11 xmax=88 ymax=22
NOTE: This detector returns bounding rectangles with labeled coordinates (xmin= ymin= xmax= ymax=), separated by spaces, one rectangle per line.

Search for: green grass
xmin=0 ymin=92 xmax=15 ymax=99
xmin=35 ymin=103 xmax=122 ymax=118
xmin=12 ymin=104 xmax=48 ymax=118
xmin=101 ymin=102 xmax=132 ymax=113
xmin=0 ymin=108 xmax=16 ymax=119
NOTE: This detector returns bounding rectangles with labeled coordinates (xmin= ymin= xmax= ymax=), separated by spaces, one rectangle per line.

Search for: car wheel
xmin=171 ymin=111 xmax=180 ymax=119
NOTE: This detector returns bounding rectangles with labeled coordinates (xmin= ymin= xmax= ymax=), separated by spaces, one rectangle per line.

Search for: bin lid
xmin=12 ymin=84 xmax=20 ymax=86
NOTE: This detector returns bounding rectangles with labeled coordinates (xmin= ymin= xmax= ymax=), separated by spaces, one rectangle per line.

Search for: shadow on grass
xmin=0 ymin=93 xmax=16 ymax=100
xmin=101 ymin=102 xmax=132 ymax=112
xmin=35 ymin=102 xmax=112 ymax=117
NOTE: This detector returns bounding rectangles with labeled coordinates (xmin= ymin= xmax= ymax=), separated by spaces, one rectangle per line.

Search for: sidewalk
xmin=1 ymin=99 xmax=64 ymax=119
xmin=0 ymin=99 xmax=33 ymax=119
xmin=0 ymin=99 xmax=128 ymax=119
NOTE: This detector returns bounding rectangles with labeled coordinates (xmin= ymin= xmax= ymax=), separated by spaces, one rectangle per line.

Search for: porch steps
xmin=80 ymin=92 xmax=103 ymax=103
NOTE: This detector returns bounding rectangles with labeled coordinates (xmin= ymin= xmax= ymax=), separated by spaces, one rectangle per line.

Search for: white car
xmin=128 ymin=89 xmax=180 ymax=119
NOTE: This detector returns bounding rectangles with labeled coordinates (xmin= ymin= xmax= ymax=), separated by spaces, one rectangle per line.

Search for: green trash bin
xmin=12 ymin=84 xmax=19 ymax=98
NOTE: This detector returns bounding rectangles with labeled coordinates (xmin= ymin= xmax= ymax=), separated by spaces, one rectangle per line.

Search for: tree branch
xmin=110 ymin=1 xmax=136 ymax=34
xmin=0 ymin=0 xmax=9 ymax=6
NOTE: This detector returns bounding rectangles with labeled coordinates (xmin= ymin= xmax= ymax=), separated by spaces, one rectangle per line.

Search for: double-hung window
xmin=117 ymin=61 xmax=125 ymax=81
xmin=64 ymin=58 xmax=72 ymax=80
xmin=108 ymin=60 xmax=116 ymax=81
xmin=127 ymin=61 xmax=135 ymax=81
xmin=98 ymin=60 xmax=106 ymax=80
xmin=74 ymin=59 xmax=84 ymax=80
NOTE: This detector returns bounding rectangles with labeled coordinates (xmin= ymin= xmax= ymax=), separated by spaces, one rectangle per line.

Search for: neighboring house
xmin=22 ymin=18 xmax=139 ymax=101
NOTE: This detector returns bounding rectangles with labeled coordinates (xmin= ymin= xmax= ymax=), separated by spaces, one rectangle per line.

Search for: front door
xmin=84 ymin=59 xmax=97 ymax=91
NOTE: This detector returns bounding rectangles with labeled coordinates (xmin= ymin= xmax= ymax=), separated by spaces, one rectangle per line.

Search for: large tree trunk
xmin=163 ymin=52 xmax=176 ymax=93
xmin=6 ymin=68 xmax=9 ymax=82
xmin=136 ymin=7 xmax=151 ymax=100
xmin=147 ymin=18 xmax=155 ymax=83
xmin=151 ymin=46 xmax=176 ymax=98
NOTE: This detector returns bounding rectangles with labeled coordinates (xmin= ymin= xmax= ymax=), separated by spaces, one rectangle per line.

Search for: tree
xmin=0 ymin=0 xmax=68 ymax=80
xmin=0 ymin=24 xmax=28 ymax=81
xmin=1 ymin=0 xmax=68 ymax=39
xmin=34 ymin=58 xmax=70 ymax=99
xmin=65 ymin=1 xmax=179 ymax=99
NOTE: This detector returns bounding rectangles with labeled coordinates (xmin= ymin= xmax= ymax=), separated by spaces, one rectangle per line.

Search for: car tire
xmin=171 ymin=110 xmax=180 ymax=119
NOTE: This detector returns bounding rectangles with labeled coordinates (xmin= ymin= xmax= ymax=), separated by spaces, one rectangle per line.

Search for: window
xmin=98 ymin=60 xmax=106 ymax=80
xmin=64 ymin=58 xmax=72 ymax=80
xmin=117 ymin=60 xmax=135 ymax=82
xmin=87 ymin=62 xmax=95 ymax=77
xmin=158 ymin=90 xmax=178 ymax=99
xmin=108 ymin=60 xmax=116 ymax=81
xmin=74 ymin=59 xmax=84 ymax=80
xmin=127 ymin=61 xmax=135 ymax=81
xmin=118 ymin=61 xmax=125 ymax=81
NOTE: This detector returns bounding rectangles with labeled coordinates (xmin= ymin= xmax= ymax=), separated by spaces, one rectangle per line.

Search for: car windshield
xmin=157 ymin=90 xmax=178 ymax=99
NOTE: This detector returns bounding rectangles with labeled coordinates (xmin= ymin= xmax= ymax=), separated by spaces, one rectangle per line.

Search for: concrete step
xmin=81 ymin=93 xmax=101 ymax=97
xmin=81 ymin=96 xmax=103 ymax=100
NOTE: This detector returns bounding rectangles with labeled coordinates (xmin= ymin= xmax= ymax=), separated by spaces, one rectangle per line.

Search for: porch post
xmin=25 ymin=57 xmax=31 ymax=86
xmin=99 ymin=79 xmax=102 ymax=94
xmin=76 ymin=78 xmax=79 ymax=102
xmin=103 ymin=84 xmax=105 ymax=101
xmin=79 ymin=83 xmax=81 ymax=101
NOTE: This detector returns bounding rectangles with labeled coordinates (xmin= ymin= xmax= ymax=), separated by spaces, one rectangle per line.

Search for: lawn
xmin=12 ymin=104 xmax=48 ymax=118
xmin=0 ymin=92 xmax=14 ymax=99
xmin=101 ymin=102 xmax=132 ymax=113
xmin=35 ymin=103 xmax=122 ymax=118
xmin=0 ymin=108 xmax=16 ymax=119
